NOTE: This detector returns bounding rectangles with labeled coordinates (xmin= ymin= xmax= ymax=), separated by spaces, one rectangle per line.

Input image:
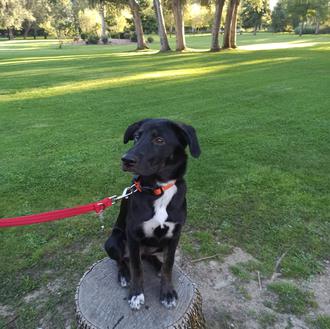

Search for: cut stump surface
xmin=75 ymin=258 xmax=205 ymax=329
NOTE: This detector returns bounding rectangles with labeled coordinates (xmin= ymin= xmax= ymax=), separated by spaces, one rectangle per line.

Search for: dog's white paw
xmin=128 ymin=293 xmax=145 ymax=310
xmin=161 ymin=298 xmax=177 ymax=309
xmin=160 ymin=289 xmax=178 ymax=309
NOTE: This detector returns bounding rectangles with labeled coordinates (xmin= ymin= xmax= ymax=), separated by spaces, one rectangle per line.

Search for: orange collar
xmin=133 ymin=178 xmax=176 ymax=196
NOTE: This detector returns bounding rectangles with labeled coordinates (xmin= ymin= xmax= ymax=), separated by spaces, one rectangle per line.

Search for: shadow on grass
xmin=1 ymin=44 xmax=313 ymax=98
xmin=0 ymin=55 xmax=301 ymax=103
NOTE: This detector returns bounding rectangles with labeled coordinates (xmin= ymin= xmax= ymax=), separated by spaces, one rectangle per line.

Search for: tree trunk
xmin=153 ymin=0 xmax=171 ymax=51
xmin=8 ymin=28 xmax=14 ymax=40
xmin=99 ymin=3 xmax=107 ymax=39
xmin=299 ymin=21 xmax=304 ymax=36
xmin=172 ymin=0 xmax=186 ymax=51
xmin=253 ymin=24 xmax=257 ymax=35
xmin=210 ymin=0 xmax=225 ymax=51
xmin=33 ymin=26 xmax=37 ymax=39
xmin=230 ymin=0 xmax=240 ymax=48
xmin=315 ymin=20 xmax=320 ymax=34
xmin=24 ymin=21 xmax=32 ymax=39
xmin=129 ymin=0 xmax=149 ymax=50
xmin=222 ymin=0 xmax=236 ymax=49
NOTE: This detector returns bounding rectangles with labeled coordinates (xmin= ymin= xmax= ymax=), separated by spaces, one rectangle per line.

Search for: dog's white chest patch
xmin=143 ymin=181 xmax=177 ymax=238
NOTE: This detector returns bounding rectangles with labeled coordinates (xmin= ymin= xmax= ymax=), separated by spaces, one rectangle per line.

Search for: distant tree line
xmin=0 ymin=0 xmax=329 ymax=51
xmin=271 ymin=0 xmax=330 ymax=35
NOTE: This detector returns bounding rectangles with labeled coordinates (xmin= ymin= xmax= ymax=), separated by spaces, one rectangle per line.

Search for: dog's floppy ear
xmin=175 ymin=123 xmax=201 ymax=158
xmin=123 ymin=119 xmax=151 ymax=144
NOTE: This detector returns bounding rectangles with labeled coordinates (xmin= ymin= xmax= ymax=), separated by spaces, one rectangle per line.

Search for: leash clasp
xmin=111 ymin=184 xmax=137 ymax=204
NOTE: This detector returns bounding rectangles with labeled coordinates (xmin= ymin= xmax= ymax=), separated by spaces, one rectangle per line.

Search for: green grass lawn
xmin=0 ymin=33 xmax=329 ymax=328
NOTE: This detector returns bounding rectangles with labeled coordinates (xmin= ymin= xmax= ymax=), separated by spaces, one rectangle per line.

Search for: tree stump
xmin=75 ymin=258 xmax=205 ymax=329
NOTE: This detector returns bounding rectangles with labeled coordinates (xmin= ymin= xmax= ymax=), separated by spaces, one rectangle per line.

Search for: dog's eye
xmin=153 ymin=137 xmax=165 ymax=145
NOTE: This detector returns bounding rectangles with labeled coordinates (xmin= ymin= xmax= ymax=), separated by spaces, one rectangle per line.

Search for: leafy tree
xmin=285 ymin=0 xmax=311 ymax=35
xmin=71 ymin=0 xmax=89 ymax=36
xmin=141 ymin=10 xmax=157 ymax=33
xmin=185 ymin=3 xmax=213 ymax=32
xmin=271 ymin=1 xmax=286 ymax=32
xmin=312 ymin=0 xmax=329 ymax=33
xmin=22 ymin=0 xmax=52 ymax=38
xmin=162 ymin=3 xmax=175 ymax=36
xmin=88 ymin=0 xmax=107 ymax=38
xmin=47 ymin=0 xmax=74 ymax=39
xmin=275 ymin=0 xmax=329 ymax=35
xmin=87 ymin=0 xmax=149 ymax=48
xmin=241 ymin=0 xmax=270 ymax=34
xmin=78 ymin=8 xmax=101 ymax=35
xmin=102 ymin=1 xmax=130 ymax=36
xmin=0 ymin=0 xmax=33 ymax=39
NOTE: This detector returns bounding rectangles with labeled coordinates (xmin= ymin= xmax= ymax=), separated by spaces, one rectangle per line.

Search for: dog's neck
xmin=137 ymin=172 xmax=181 ymax=187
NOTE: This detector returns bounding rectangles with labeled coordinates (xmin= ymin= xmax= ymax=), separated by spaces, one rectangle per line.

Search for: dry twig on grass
xmin=4 ymin=315 xmax=19 ymax=327
xmin=191 ymin=254 xmax=220 ymax=263
xmin=257 ymin=271 xmax=262 ymax=290
xmin=270 ymin=250 xmax=289 ymax=282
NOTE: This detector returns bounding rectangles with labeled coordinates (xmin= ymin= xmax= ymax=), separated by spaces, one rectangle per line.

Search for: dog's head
xmin=121 ymin=119 xmax=201 ymax=177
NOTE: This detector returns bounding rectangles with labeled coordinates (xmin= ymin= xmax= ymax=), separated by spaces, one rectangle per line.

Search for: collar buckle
xmin=133 ymin=177 xmax=176 ymax=196
xmin=153 ymin=187 xmax=164 ymax=196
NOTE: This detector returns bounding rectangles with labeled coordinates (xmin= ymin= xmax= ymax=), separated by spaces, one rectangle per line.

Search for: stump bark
xmin=75 ymin=258 xmax=205 ymax=329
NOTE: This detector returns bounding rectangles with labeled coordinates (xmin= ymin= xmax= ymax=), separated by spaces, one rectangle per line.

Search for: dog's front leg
xmin=160 ymin=232 xmax=180 ymax=308
xmin=127 ymin=233 xmax=144 ymax=310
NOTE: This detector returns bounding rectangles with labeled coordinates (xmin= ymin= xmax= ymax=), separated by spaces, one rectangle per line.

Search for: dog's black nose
xmin=121 ymin=154 xmax=137 ymax=166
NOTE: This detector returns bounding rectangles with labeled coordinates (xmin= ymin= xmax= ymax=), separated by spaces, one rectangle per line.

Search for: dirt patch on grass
xmin=46 ymin=278 xmax=65 ymax=294
xmin=178 ymin=247 xmax=330 ymax=329
xmin=23 ymin=288 xmax=47 ymax=304
xmin=22 ymin=277 xmax=64 ymax=304
xmin=0 ymin=304 xmax=14 ymax=318
xmin=307 ymin=262 xmax=330 ymax=316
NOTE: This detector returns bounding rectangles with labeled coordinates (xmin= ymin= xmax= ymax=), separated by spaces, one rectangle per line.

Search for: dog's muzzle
xmin=121 ymin=154 xmax=138 ymax=171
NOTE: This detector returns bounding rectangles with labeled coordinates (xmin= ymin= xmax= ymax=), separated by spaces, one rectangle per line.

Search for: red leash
xmin=0 ymin=197 xmax=113 ymax=228
xmin=0 ymin=185 xmax=137 ymax=228
xmin=0 ymin=179 xmax=177 ymax=228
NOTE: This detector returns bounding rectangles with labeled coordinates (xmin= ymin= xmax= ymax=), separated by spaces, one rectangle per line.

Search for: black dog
xmin=104 ymin=118 xmax=201 ymax=310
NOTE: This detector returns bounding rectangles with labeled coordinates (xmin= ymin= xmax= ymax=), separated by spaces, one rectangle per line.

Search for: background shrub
xmin=80 ymin=33 xmax=88 ymax=40
xmin=294 ymin=25 xmax=316 ymax=34
xmin=101 ymin=36 xmax=109 ymax=44
xmin=86 ymin=34 xmax=99 ymax=44
xmin=110 ymin=32 xmax=120 ymax=39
